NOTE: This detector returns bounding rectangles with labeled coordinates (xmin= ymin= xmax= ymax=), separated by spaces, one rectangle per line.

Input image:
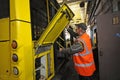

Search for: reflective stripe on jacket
xmin=73 ymin=33 xmax=96 ymax=76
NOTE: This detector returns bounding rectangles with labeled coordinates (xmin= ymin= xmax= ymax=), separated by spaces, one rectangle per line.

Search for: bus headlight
xmin=11 ymin=40 xmax=17 ymax=49
xmin=13 ymin=67 xmax=19 ymax=75
xmin=12 ymin=54 xmax=18 ymax=62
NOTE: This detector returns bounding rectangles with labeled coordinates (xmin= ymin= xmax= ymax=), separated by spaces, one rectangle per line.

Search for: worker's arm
xmin=67 ymin=27 xmax=79 ymax=38
xmin=58 ymin=42 xmax=83 ymax=58
xmin=62 ymin=42 xmax=83 ymax=55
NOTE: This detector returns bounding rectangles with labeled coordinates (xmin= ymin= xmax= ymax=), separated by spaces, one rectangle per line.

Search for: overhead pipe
xmin=79 ymin=1 xmax=85 ymax=23
xmin=88 ymin=0 xmax=101 ymax=24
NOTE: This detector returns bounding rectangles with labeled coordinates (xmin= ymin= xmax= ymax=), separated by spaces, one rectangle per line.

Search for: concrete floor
xmin=52 ymin=48 xmax=99 ymax=80
xmin=52 ymin=59 xmax=99 ymax=80
xmin=52 ymin=59 xmax=79 ymax=80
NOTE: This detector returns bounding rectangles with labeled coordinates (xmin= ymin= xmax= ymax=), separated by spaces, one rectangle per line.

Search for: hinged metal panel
xmin=37 ymin=4 xmax=74 ymax=46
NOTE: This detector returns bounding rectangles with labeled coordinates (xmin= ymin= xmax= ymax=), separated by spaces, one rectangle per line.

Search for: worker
xmin=59 ymin=23 xmax=96 ymax=80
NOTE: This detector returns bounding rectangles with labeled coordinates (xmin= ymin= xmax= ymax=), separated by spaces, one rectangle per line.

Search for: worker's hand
xmin=66 ymin=25 xmax=69 ymax=29
xmin=74 ymin=38 xmax=79 ymax=43
xmin=59 ymin=48 xmax=63 ymax=52
xmin=57 ymin=48 xmax=66 ymax=58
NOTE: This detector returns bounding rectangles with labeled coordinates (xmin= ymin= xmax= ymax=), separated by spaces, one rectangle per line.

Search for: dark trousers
xmin=79 ymin=74 xmax=94 ymax=80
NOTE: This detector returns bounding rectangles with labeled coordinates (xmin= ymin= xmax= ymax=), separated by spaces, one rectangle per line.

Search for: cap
xmin=75 ymin=23 xmax=87 ymax=30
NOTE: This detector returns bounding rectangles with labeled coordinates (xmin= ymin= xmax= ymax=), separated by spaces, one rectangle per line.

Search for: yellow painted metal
xmin=32 ymin=41 xmax=36 ymax=80
xmin=34 ymin=45 xmax=55 ymax=80
xmin=10 ymin=21 xmax=33 ymax=80
xmin=33 ymin=4 xmax=74 ymax=80
xmin=49 ymin=45 xmax=55 ymax=79
xmin=0 ymin=42 xmax=10 ymax=80
xmin=44 ymin=46 xmax=55 ymax=79
xmin=0 ymin=18 xmax=10 ymax=80
xmin=0 ymin=1 xmax=74 ymax=80
xmin=37 ymin=4 xmax=74 ymax=46
xmin=10 ymin=0 xmax=33 ymax=80
xmin=10 ymin=0 xmax=30 ymax=21
xmin=34 ymin=49 xmax=54 ymax=80
xmin=34 ymin=50 xmax=50 ymax=59
xmin=0 ymin=18 xmax=9 ymax=41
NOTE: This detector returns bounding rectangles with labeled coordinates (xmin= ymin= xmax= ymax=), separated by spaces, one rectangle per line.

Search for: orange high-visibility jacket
xmin=73 ymin=33 xmax=96 ymax=76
